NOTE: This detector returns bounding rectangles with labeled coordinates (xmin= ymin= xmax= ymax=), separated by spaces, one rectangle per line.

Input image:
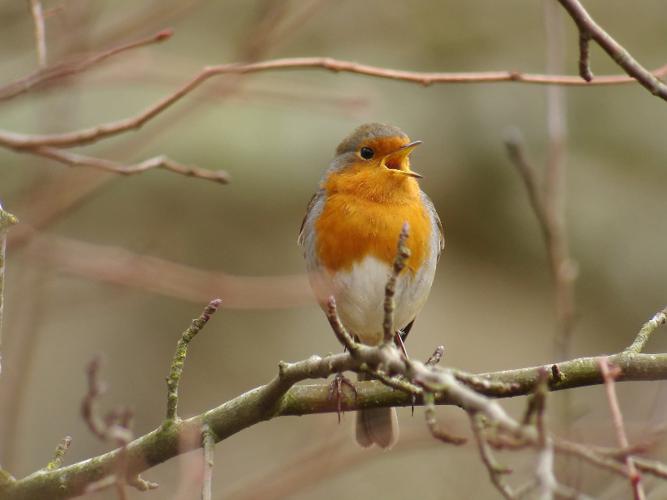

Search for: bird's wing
xmin=420 ymin=191 xmax=444 ymax=261
xmin=298 ymin=189 xmax=324 ymax=248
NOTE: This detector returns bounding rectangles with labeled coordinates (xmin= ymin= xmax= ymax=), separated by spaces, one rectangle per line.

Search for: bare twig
xmin=30 ymin=147 xmax=230 ymax=184
xmin=578 ymin=31 xmax=593 ymax=82
xmin=504 ymin=129 xmax=549 ymax=228
xmin=531 ymin=368 xmax=557 ymax=499
xmin=544 ymin=1 xmax=576 ymax=363
xmin=423 ymin=392 xmax=467 ymax=445
xmin=557 ymin=0 xmax=667 ymax=100
xmin=0 ymin=203 xmax=17 ymax=376
xmin=166 ymin=299 xmax=222 ymax=421
xmin=201 ymin=424 xmax=214 ymax=500
xmin=599 ymin=358 xmax=645 ymax=500
xmin=452 ymin=369 xmax=520 ymax=396
xmin=470 ymin=413 xmax=515 ymax=499
xmin=554 ymin=438 xmax=629 ymax=477
xmin=21 ymin=233 xmax=311 ymax=309
xmin=425 ymin=345 xmax=444 ymax=366
xmin=625 ymin=307 xmax=667 ymax=354
xmin=0 ymin=29 xmax=173 ymax=101
xmin=2 ymin=52 xmax=666 ymax=184
xmin=81 ymin=357 xmax=157 ymax=497
xmin=81 ymin=356 xmax=111 ymax=440
xmin=383 ymin=223 xmax=410 ymax=344
xmin=81 ymin=357 xmax=133 ymax=443
xmin=44 ymin=436 xmax=72 ymax=471
xmin=633 ymin=457 xmax=667 ymax=480
xmin=325 ymin=297 xmax=357 ymax=354
xmin=4 ymin=58 xmax=667 ymax=153
xmin=504 ymin=130 xmax=576 ymax=360
xmin=27 ymin=0 xmax=47 ymax=68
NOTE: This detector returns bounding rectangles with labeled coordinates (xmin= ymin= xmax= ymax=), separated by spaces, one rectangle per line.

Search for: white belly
xmin=328 ymin=255 xmax=436 ymax=345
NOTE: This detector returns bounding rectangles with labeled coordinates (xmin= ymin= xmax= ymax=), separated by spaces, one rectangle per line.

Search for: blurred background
xmin=1 ymin=0 xmax=667 ymax=498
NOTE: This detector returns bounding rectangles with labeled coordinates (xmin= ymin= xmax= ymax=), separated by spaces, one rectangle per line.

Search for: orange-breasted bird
xmin=298 ymin=123 xmax=444 ymax=449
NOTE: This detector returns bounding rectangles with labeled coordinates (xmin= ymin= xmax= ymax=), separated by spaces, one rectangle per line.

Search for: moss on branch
xmin=4 ymin=349 xmax=667 ymax=500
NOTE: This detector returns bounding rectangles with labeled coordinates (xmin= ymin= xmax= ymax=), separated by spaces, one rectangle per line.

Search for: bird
xmin=298 ymin=122 xmax=443 ymax=449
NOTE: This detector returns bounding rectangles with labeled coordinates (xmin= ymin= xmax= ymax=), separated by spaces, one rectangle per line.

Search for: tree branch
xmin=599 ymin=358 xmax=645 ymax=500
xmin=5 ymin=343 xmax=667 ymax=498
xmin=3 ymin=57 xmax=667 ymax=153
xmin=624 ymin=307 xmax=667 ymax=354
xmin=0 ymin=29 xmax=173 ymax=101
xmin=557 ymin=0 xmax=667 ymax=100
xmin=44 ymin=436 xmax=72 ymax=472
xmin=27 ymin=0 xmax=47 ymax=68
xmin=0 ymin=202 xmax=18 ymax=376
xmin=201 ymin=424 xmax=214 ymax=500
xmin=166 ymin=299 xmax=222 ymax=422
xmin=29 ymin=147 xmax=230 ymax=184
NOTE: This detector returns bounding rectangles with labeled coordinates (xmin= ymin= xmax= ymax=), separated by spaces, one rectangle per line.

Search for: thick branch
xmin=5 ymin=348 xmax=667 ymax=500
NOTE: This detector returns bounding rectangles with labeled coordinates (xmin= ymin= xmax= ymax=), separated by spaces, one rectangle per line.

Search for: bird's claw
xmin=328 ymin=372 xmax=357 ymax=423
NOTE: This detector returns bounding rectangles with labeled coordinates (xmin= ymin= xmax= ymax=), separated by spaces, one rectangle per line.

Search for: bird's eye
xmin=360 ymin=147 xmax=374 ymax=160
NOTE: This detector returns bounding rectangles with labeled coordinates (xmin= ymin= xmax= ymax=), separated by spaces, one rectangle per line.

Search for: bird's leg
xmin=328 ymin=372 xmax=357 ymax=423
xmin=394 ymin=330 xmax=409 ymax=359
xmin=328 ymin=334 xmax=363 ymax=422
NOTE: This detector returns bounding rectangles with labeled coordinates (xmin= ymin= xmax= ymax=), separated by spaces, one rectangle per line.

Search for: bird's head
xmin=325 ymin=123 xmax=423 ymax=201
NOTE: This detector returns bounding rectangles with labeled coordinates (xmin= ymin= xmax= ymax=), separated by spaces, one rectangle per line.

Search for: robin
xmin=299 ymin=123 xmax=444 ymax=449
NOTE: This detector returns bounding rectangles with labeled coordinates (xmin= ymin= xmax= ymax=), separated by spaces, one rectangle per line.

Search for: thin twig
xmin=531 ymin=368 xmax=556 ymax=499
xmin=30 ymin=147 xmax=230 ymax=184
xmin=28 ymin=0 xmax=47 ymax=68
xmin=633 ymin=457 xmax=667 ymax=480
xmin=325 ymin=297 xmax=357 ymax=354
xmin=82 ymin=356 xmax=112 ymax=440
xmin=383 ymin=223 xmax=410 ymax=344
xmin=504 ymin=130 xmax=576 ymax=361
xmin=625 ymin=307 xmax=667 ymax=354
xmin=451 ymin=369 xmax=520 ymax=396
xmin=553 ymin=438 xmax=629 ymax=477
xmin=425 ymin=345 xmax=444 ymax=366
xmin=504 ymin=129 xmax=549 ymax=228
xmin=578 ymin=31 xmax=593 ymax=82
xmin=557 ymin=0 xmax=667 ymax=100
xmin=22 ymin=233 xmax=311 ymax=309
xmin=4 ymin=58 xmax=667 ymax=152
xmin=470 ymin=413 xmax=515 ymax=499
xmin=362 ymin=367 xmax=422 ymax=396
xmin=0 ymin=203 xmax=17 ymax=376
xmin=599 ymin=358 xmax=646 ymax=500
xmin=0 ymin=29 xmax=173 ymax=101
xmin=201 ymin=424 xmax=214 ymax=500
xmin=544 ymin=1 xmax=576 ymax=363
xmin=423 ymin=392 xmax=467 ymax=445
xmin=80 ymin=357 xmax=156 ymax=496
xmin=166 ymin=299 xmax=222 ymax=421
xmin=44 ymin=436 xmax=72 ymax=471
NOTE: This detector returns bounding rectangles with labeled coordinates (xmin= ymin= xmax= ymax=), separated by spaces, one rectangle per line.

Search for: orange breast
xmin=315 ymin=186 xmax=431 ymax=274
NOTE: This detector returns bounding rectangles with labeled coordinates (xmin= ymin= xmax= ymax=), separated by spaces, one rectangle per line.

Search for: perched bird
xmin=299 ymin=123 xmax=443 ymax=449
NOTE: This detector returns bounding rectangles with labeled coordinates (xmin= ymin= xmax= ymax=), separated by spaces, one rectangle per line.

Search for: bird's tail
xmin=355 ymin=372 xmax=399 ymax=449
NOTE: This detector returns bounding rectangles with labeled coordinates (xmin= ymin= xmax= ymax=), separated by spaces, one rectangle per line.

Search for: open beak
xmin=381 ymin=140 xmax=423 ymax=178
